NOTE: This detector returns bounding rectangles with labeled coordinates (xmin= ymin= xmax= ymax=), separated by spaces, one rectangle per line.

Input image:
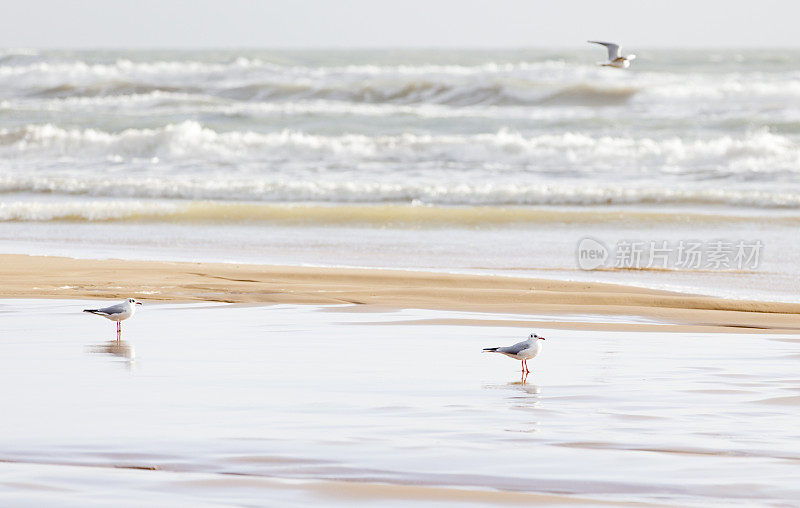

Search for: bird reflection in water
xmin=484 ymin=371 xmax=541 ymax=396
xmin=90 ymin=339 xmax=136 ymax=370
xmin=508 ymin=374 xmax=541 ymax=395
xmin=511 ymin=370 xmax=541 ymax=389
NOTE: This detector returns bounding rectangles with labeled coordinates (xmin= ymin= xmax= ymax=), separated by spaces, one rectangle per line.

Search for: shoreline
xmin=2 ymin=253 xmax=800 ymax=333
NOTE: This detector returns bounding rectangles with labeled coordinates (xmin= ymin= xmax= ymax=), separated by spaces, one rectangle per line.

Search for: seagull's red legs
xmin=116 ymin=321 xmax=121 ymax=341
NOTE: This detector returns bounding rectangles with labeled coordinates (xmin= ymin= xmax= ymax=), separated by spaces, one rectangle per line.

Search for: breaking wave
xmin=16 ymin=76 xmax=800 ymax=105
xmin=33 ymin=81 xmax=189 ymax=98
xmin=0 ymin=122 xmax=797 ymax=176
xmin=3 ymin=175 xmax=800 ymax=208
xmin=216 ymin=80 xmax=576 ymax=106
xmin=4 ymin=56 xmax=800 ymax=106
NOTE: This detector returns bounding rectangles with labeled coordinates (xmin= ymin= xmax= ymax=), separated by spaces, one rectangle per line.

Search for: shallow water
xmin=0 ymin=300 xmax=799 ymax=506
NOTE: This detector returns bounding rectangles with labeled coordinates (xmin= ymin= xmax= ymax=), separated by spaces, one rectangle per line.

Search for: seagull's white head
xmin=529 ymin=333 xmax=546 ymax=341
xmin=127 ymin=298 xmax=143 ymax=305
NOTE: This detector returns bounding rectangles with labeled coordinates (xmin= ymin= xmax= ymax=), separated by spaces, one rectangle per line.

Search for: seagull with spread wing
xmin=588 ymin=40 xmax=636 ymax=69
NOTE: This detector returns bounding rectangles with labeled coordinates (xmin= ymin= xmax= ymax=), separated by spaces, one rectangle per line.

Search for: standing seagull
xmin=483 ymin=333 xmax=545 ymax=374
xmin=588 ymin=41 xmax=636 ymax=68
xmin=84 ymin=298 xmax=142 ymax=340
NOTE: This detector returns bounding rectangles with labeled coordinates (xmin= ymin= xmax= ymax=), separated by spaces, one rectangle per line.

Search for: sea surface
xmin=1 ymin=48 xmax=799 ymax=300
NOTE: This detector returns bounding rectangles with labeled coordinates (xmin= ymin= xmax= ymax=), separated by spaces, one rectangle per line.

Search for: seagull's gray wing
xmin=588 ymin=41 xmax=621 ymax=60
xmin=498 ymin=339 xmax=531 ymax=355
xmin=94 ymin=302 xmax=128 ymax=316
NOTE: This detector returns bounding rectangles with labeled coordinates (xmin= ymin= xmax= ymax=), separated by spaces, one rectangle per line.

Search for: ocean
xmin=1 ymin=48 xmax=799 ymax=300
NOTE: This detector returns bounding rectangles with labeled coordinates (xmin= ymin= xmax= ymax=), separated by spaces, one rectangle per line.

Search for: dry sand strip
xmin=2 ymin=253 xmax=800 ymax=333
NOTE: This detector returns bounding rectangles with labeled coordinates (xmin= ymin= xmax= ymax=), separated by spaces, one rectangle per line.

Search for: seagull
xmin=483 ymin=333 xmax=545 ymax=374
xmin=84 ymin=298 xmax=142 ymax=340
xmin=588 ymin=40 xmax=636 ymax=69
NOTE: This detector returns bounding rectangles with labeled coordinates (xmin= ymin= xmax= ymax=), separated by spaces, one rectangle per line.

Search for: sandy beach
xmin=3 ymin=253 xmax=800 ymax=333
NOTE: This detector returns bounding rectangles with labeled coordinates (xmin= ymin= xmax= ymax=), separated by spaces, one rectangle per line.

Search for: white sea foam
xmin=0 ymin=58 xmax=570 ymax=80
xmin=1 ymin=95 xmax=516 ymax=119
xmin=0 ymin=58 xmax=272 ymax=80
xmin=2 ymin=175 xmax=800 ymax=209
xmin=0 ymin=200 xmax=178 ymax=221
xmin=0 ymin=122 xmax=797 ymax=176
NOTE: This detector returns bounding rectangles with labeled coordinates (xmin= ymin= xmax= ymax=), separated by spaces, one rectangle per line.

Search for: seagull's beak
xmin=135 ymin=302 xmax=143 ymax=305
xmin=539 ymin=337 xmax=546 ymax=340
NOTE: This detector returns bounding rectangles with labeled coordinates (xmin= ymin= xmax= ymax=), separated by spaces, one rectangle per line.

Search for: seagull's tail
xmin=83 ymin=309 xmax=102 ymax=315
xmin=482 ymin=347 xmax=500 ymax=353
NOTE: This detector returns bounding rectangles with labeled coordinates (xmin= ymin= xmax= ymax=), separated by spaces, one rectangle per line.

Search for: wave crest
xmin=3 ymin=175 xmax=800 ymax=208
xmin=0 ymin=122 xmax=797 ymax=175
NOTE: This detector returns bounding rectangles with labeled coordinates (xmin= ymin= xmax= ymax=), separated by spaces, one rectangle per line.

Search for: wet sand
xmin=1 ymin=300 xmax=800 ymax=506
xmin=3 ymin=254 xmax=800 ymax=333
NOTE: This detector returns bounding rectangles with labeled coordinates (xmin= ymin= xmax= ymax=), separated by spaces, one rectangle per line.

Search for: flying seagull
xmin=483 ymin=333 xmax=545 ymax=374
xmin=588 ymin=40 xmax=636 ymax=69
xmin=84 ymin=298 xmax=142 ymax=340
